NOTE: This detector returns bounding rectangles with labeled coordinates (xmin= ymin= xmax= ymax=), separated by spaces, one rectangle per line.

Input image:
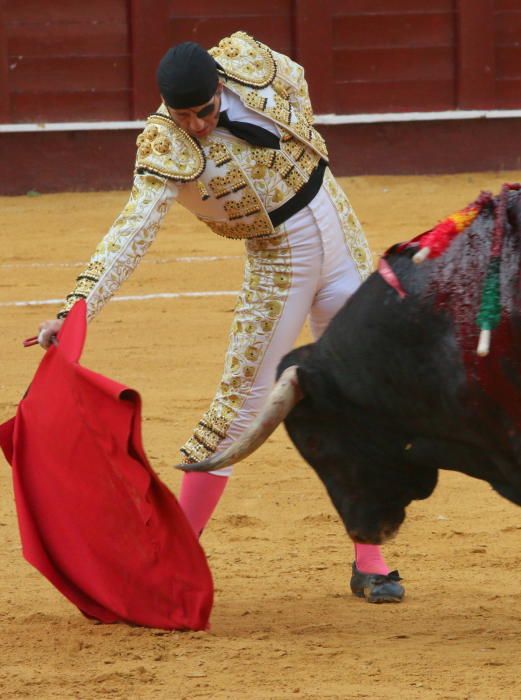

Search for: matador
xmin=38 ymin=33 xmax=404 ymax=603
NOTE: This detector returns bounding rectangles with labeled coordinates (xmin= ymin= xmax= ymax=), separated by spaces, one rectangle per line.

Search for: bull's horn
xmin=176 ymin=365 xmax=303 ymax=473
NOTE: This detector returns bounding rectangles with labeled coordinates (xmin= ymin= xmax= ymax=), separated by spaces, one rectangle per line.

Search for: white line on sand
xmin=0 ymin=290 xmax=239 ymax=308
xmin=0 ymin=255 xmax=242 ymax=270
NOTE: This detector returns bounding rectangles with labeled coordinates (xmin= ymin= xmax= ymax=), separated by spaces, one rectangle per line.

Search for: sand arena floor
xmin=1 ymin=172 xmax=521 ymax=699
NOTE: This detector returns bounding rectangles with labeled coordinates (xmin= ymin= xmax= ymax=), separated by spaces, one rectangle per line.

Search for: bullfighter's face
xmin=166 ymin=81 xmax=223 ymax=140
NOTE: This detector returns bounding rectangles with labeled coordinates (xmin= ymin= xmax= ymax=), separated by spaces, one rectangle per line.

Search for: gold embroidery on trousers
xmin=180 ymin=231 xmax=293 ymax=463
xmin=322 ymin=168 xmax=373 ymax=281
xmin=180 ymin=414 xmax=230 ymax=462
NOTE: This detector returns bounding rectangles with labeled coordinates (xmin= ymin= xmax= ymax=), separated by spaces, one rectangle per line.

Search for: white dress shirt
xmin=219 ymin=86 xmax=280 ymax=138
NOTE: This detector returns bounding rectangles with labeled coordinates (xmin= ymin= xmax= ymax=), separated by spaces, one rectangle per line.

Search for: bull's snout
xmin=341 ymin=500 xmax=407 ymax=545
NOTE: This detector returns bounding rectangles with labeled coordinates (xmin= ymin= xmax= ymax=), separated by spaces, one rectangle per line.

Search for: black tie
xmin=217 ymin=110 xmax=280 ymax=149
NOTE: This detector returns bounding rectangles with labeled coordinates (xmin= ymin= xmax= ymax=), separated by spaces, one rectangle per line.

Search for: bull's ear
xmin=276 ymin=343 xmax=314 ymax=381
xmin=296 ymin=365 xmax=342 ymax=414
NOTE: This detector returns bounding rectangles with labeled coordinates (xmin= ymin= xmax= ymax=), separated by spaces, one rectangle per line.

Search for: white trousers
xmin=208 ymin=184 xmax=362 ymax=475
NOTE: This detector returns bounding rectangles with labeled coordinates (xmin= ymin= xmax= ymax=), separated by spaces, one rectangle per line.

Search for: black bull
xmin=179 ymin=187 xmax=521 ymax=544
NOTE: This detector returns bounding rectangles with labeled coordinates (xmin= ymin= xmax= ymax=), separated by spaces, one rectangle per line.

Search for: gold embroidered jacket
xmin=58 ymin=32 xmax=371 ymax=320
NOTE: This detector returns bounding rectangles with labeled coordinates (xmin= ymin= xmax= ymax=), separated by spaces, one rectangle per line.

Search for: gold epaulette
xmin=209 ymin=31 xmax=276 ymax=88
xmin=135 ymin=108 xmax=206 ymax=182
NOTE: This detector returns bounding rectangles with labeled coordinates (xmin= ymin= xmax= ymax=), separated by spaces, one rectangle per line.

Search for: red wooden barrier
xmin=2 ymin=0 xmax=521 ymax=124
xmin=129 ymin=0 xmax=170 ymax=119
xmin=0 ymin=0 xmax=8 ymax=121
xmin=2 ymin=0 xmax=521 ymax=192
xmin=4 ymin=0 xmax=132 ymax=122
xmin=494 ymin=0 xmax=521 ymax=108
xmin=166 ymin=0 xmax=293 ymax=54
xmin=329 ymin=0 xmax=457 ymax=113
xmin=457 ymin=0 xmax=495 ymax=109
xmin=293 ymin=0 xmax=334 ymax=114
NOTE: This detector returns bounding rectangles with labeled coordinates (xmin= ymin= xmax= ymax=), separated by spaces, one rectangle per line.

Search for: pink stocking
xmin=178 ymin=472 xmax=228 ymax=537
xmin=354 ymin=543 xmax=390 ymax=575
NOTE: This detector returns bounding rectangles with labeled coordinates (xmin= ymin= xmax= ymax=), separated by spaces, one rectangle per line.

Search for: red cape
xmin=0 ymin=301 xmax=213 ymax=630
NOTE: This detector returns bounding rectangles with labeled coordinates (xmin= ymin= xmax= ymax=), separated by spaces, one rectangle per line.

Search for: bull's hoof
xmin=350 ymin=563 xmax=404 ymax=603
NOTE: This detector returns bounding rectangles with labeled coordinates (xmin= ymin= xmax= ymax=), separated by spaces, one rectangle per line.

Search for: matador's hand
xmin=37 ymin=318 xmax=64 ymax=348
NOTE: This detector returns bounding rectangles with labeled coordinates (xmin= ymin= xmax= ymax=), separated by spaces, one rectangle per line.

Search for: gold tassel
xmin=198 ymin=181 xmax=210 ymax=201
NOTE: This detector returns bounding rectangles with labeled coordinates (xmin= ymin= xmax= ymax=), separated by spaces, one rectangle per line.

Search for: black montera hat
xmin=157 ymin=42 xmax=219 ymax=109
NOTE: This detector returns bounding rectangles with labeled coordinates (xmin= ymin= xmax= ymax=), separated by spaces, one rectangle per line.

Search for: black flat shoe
xmin=350 ymin=562 xmax=404 ymax=603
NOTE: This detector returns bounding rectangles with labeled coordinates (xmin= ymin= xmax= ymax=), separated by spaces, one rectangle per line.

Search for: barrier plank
xmin=9 ymin=22 xmax=128 ymax=57
xmin=11 ymin=91 xmax=131 ymax=122
xmin=294 ymin=0 xmax=334 ymax=113
xmin=168 ymin=17 xmax=291 ymax=54
xmin=334 ymin=47 xmax=454 ymax=83
xmin=333 ymin=79 xmax=455 ymax=113
xmin=0 ymin=0 xmax=8 ymax=121
xmin=335 ymin=0 xmax=453 ymax=13
xmin=168 ymin=0 xmax=290 ymax=15
xmin=332 ymin=12 xmax=454 ymax=49
xmin=5 ymin=0 xmax=127 ymax=23
xmin=9 ymin=56 xmax=130 ymax=92
xmin=456 ymin=0 xmax=495 ymax=109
